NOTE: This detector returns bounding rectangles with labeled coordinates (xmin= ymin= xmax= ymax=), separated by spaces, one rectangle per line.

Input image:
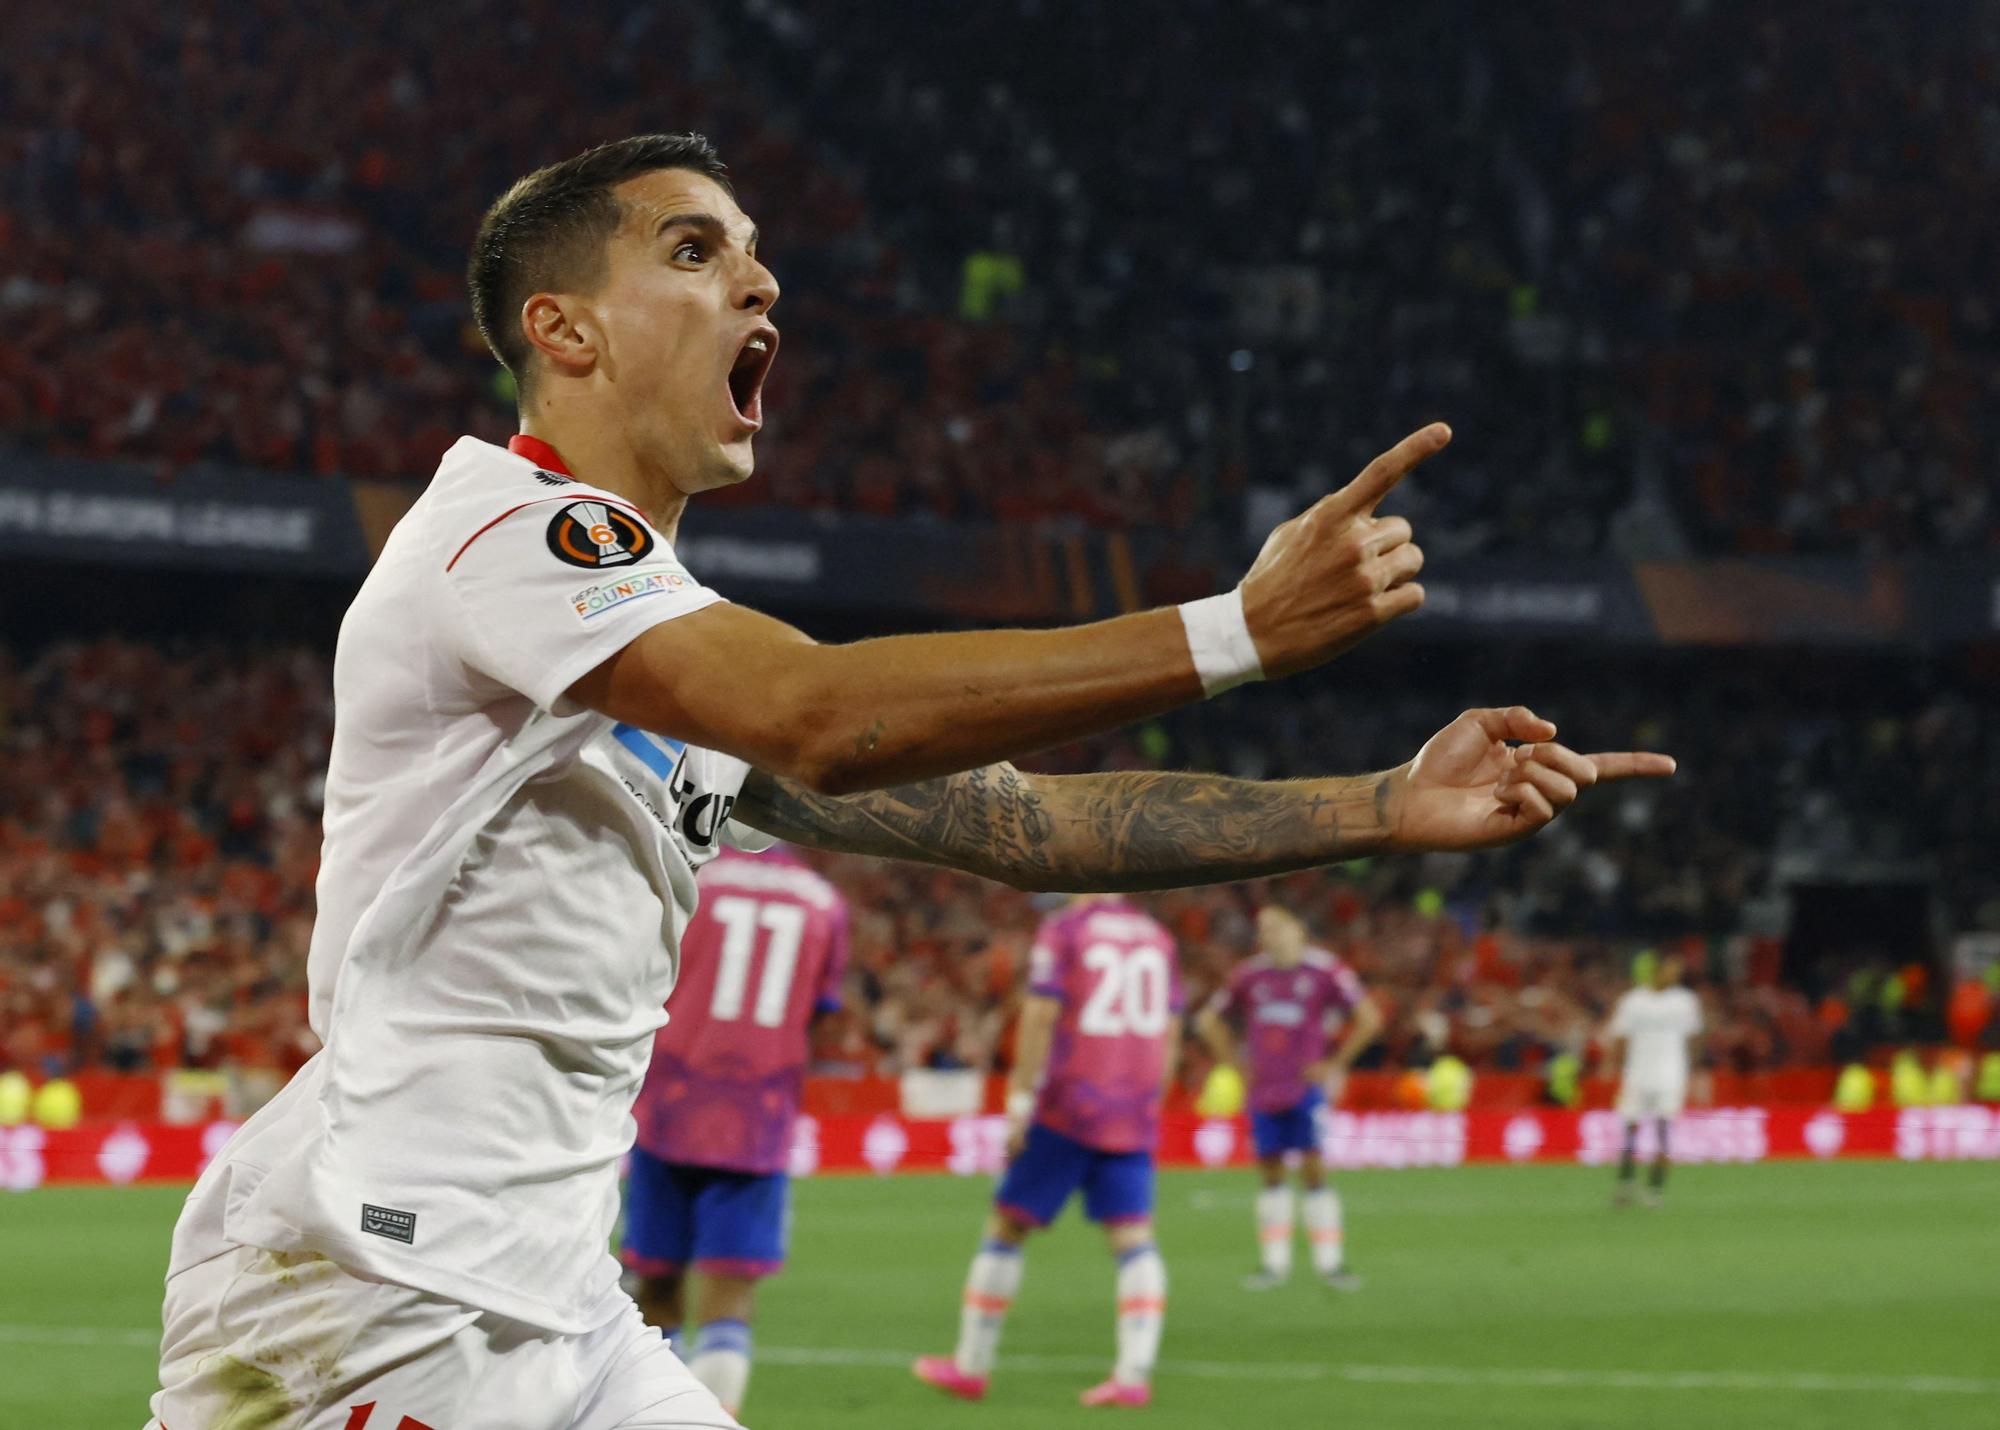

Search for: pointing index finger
xmin=1585 ymin=752 xmax=1678 ymax=781
xmin=1326 ymin=422 xmax=1453 ymax=519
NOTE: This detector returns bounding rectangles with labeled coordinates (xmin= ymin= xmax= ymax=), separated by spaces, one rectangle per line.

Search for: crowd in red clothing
xmin=5 ymin=640 xmax=1985 ymax=1088
xmin=0 ymin=1 xmax=1190 ymax=531
xmin=810 ymin=849 xmax=1897 ymax=1095
xmin=0 ymin=641 xmax=326 ymax=1080
xmin=6 ymin=3 xmax=1997 ymax=550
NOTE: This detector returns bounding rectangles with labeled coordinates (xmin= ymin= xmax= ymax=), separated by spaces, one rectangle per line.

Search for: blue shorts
xmin=995 ymin=1122 xmax=1155 ymax=1228
xmin=621 ymin=1147 xmax=789 ymax=1280
xmin=1250 ymin=1086 xmax=1326 ymax=1160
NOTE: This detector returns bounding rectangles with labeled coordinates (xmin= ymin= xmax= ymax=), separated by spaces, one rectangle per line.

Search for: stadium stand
xmin=7 ymin=11 xmax=2000 ymax=1428
xmin=1 ymin=0 xmax=1993 ymax=1099
xmin=3 ymin=640 xmax=1990 ymax=1087
xmin=4 ymin=2 xmax=1996 ymax=551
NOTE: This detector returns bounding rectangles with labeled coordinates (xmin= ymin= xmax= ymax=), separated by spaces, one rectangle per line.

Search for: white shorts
xmin=144 ymin=1242 xmax=737 ymax=1430
xmin=1616 ymin=1080 xmax=1687 ymax=1122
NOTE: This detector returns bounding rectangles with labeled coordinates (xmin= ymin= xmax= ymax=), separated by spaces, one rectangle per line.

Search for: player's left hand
xmin=1384 ymin=707 xmax=1675 ymax=852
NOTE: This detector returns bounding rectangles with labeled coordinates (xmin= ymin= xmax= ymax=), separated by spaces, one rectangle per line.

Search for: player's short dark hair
xmin=468 ymin=133 xmax=732 ymax=384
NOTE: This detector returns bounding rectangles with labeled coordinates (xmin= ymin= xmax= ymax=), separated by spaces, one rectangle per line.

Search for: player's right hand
xmin=1237 ymin=423 xmax=1447 ymax=677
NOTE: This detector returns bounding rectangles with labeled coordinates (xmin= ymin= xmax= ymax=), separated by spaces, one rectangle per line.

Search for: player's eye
xmin=672 ymin=240 xmax=707 ymax=264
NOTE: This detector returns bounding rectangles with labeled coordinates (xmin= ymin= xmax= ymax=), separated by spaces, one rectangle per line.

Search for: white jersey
xmin=1607 ymin=985 xmax=1702 ymax=1088
xmin=169 ymin=435 xmax=771 ymax=1334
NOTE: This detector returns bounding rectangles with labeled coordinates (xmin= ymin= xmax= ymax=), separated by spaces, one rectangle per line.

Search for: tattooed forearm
xmin=734 ymin=763 xmax=1393 ymax=892
xmin=735 ymin=763 xmax=1060 ymax=886
xmin=1033 ymin=768 xmax=1393 ymax=889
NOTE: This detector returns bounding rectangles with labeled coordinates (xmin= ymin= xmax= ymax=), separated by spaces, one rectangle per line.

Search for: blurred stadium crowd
xmin=3 ymin=0 xmax=1997 ymax=1093
xmin=5 ymin=1 xmax=1998 ymax=552
xmin=3 ymin=640 xmax=1993 ymax=1086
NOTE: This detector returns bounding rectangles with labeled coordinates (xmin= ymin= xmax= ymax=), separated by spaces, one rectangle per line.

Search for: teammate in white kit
xmin=144 ymin=132 xmax=1674 ymax=1429
xmin=1603 ymin=953 xmax=1703 ymax=1208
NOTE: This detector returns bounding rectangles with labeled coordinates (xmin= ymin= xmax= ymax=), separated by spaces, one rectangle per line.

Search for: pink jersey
xmin=1210 ymin=948 xmax=1365 ymax=1113
xmin=1026 ymin=897 xmax=1184 ymax=1154
xmin=633 ymin=846 xmax=849 ymax=1174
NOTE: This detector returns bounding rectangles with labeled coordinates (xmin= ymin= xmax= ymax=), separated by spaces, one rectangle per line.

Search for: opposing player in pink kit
xmin=1198 ymin=904 xmax=1382 ymax=1290
xmin=623 ymin=843 xmax=849 ymax=1419
xmin=915 ymin=894 xmax=1182 ymax=1409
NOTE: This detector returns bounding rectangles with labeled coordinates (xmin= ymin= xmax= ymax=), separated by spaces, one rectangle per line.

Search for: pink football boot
xmin=913 ymin=1355 xmax=990 ymax=1401
xmin=1079 ymin=1378 xmax=1152 ymax=1408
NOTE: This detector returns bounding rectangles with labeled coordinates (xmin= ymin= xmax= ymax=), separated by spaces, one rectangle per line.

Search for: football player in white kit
xmin=144 ymin=133 xmax=1675 ymax=1429
xmin=1603 ymin=953 xmax=1704 ymax=1208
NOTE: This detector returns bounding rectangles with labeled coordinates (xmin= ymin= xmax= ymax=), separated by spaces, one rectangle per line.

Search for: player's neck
xmin=516 ymin=412 xmax=689 ymax=544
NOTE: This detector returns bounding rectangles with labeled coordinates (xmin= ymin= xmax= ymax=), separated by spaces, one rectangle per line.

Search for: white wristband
xmin=1177 ymin=588 xmax=1265 ymax=697
xmin=1005 ymin=1088 xmax=1036 ymax=1119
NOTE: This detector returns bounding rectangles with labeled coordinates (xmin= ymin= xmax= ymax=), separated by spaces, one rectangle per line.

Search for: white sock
xmin=1256 ymin=1185 xmax=1296 ymax=1277
xmin=1303 ymin=1186 xmax=1345 ymax=1274
xmin=953 ymin=1239 xmax=1023 ymax=1377
xmin=1113 ymin=1244 xmax=1167 ymax=1387
xmin=687 ymin=1318 xmax=752 ymax=1415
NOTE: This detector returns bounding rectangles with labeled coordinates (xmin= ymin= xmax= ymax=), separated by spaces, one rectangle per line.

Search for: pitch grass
xmin=3 ymin=1161 xmax=1996 ymax=1430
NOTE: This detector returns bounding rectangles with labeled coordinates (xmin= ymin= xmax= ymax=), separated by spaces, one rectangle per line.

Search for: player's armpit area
xmin=731 ymin=764 xmax=1395 ymax=893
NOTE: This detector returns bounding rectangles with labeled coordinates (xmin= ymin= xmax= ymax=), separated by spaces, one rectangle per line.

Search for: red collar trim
xmin=507 ymin=433 xmax=573 ymax=476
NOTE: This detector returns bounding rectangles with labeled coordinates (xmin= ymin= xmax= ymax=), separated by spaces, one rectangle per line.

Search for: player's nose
xmin=737 ymin=255 xmax=780 ymax=314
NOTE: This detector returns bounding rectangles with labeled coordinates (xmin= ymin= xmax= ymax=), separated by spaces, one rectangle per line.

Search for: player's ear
xmin=521 ymin=293 xmax=599 ymax=381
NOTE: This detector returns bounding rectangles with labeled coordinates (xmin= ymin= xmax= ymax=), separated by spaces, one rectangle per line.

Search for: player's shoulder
xmin=429 ymin=437 xmax=658 ymax=572
xmin=795 ymin=856 xmax=845 ymax=907
xmin=1302 ymin=946 xmax=1344 ymax=974
xmin=703 ymin=847 xmax=844 ymax=911
xmin=1133 ymin=902 xmax=1178 ymax=946
xmin=1233 ymin=952 xmax=1275 ymax=983
xmin=1033 ymin=905 xmax=1082 ymax=952
xmin=430 ymin=434 xmax=597 ymax=514
xmin=1082 ymin=898 xmax=1175 ymax=948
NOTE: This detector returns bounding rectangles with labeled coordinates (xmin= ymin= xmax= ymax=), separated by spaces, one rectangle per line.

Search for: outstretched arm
xmin=732 ymin=705 xmax=1674 ymax=891
xmin=570 ymin=427 xmax=1443 ymax=795
xmin=734 ymin=762 xmax=1395 ymax=892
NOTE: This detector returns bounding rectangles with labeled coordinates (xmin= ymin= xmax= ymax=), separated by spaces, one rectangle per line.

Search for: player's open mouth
xmin=727 ymin=326 xmax=778 ymax=431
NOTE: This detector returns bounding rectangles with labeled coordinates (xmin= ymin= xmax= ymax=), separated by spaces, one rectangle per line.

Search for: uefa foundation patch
xmin=570 ymin=565 xmax=698 ymax=623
